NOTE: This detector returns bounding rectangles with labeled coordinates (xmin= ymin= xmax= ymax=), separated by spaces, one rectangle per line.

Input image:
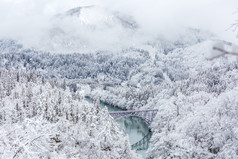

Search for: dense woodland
xmin=0 ymin=33 xmax=211 ymax=87
xmin=0 ymin=69 xmax=140 ymax=159
xmin=0 ymin=3 xmax=237 ymax=158
xmin=1 ymin=31 xmax=238 ymax=158
xmin=90 ymin=58 xmax=238 ymax=158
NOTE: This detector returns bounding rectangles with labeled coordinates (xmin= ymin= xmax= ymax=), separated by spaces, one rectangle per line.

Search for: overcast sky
xmin=0 ymin=0 xmax=237 ymax=52
xmin=101 ymin=0 xmax=238 ymax=41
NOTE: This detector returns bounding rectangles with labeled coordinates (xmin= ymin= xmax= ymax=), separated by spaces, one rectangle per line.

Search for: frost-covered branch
xmin=13 ymin=136 xmax=43 ymax=158
xmin=208 ymin=47 xmax=238 ymax=60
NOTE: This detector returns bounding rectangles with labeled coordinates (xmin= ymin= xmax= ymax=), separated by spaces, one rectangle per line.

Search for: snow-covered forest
xmin=1 ymin=0 xmax=238 ymax=158
xmin=0 ymin=69 xmax=140 ymax=158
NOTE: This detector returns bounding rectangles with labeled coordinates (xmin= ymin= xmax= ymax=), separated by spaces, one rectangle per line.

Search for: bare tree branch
xmin=227 ymin=21 xmax=238 ymax=32
xmin=207 ymin=47 xmax=238 ymax=60
xmin=13 ymin=136 xmax=43 ymax=158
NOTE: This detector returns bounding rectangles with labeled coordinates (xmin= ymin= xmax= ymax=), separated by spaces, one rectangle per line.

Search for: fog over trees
xmin=0 ymin=1 xmax=238 ymax=159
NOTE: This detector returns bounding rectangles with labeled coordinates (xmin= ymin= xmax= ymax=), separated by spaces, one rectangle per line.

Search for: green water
xmin=86 ymin=98 xmax=150 ymax=158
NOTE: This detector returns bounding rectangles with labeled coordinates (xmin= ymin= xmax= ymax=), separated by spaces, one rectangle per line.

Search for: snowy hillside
xmin=0 ymin=33 xmax=213 ymax=85
xmin=1 ymin=22 xmax=237 ymax=159
xmin=0 ymin=1 xmax=238 ymax=158
xmin=0 ymin=69 xmax=140 ymax=159
xmin=88 ymin=42 xmax=238 ymax=158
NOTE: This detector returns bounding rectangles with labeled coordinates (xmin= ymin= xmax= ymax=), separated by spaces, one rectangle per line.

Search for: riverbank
xmin=85 ymin=96 xmax=151 ymax=158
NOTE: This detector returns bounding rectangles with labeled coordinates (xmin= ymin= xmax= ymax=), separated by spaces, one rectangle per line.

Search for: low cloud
xmin=0 ymin=0 xmax=237 ymax=53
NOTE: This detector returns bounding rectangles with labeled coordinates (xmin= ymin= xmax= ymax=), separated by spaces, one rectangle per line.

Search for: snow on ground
xmin=0 ymin=70 xmax=141 ymax=159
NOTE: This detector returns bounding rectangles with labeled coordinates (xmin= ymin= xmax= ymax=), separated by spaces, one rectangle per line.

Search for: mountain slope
xmin=0 ymin=69 xmax=141 ymax=159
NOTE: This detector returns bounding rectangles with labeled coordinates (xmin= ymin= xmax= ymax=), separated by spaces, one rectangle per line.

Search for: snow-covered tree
xmin=0 ymin=69 xmax=141 ymax=159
